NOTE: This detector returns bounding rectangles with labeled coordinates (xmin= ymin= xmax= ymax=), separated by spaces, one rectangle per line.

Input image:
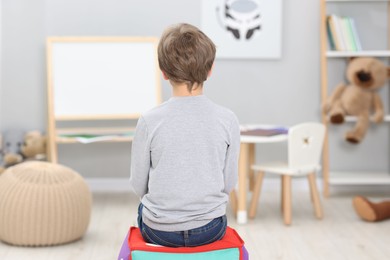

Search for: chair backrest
xmin=288 ymin=122 xmax=325 ymax=170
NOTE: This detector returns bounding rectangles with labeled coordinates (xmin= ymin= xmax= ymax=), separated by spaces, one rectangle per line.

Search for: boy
xmin=130 ymin=23 xmax=240 ymax=247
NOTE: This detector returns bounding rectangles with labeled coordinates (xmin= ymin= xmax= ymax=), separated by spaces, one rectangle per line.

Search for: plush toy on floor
xmin=322 ymin=57 xmax=390 ymax=144
xmin=20 ymin=131 xmax=47 ymax=161
xmin=353 ymin=196 xmax=390 ymax=222
xmin=0 ymin=130 xmax=46 ymax=174
xmin=0 ymin=131 xmax=24 ymax=174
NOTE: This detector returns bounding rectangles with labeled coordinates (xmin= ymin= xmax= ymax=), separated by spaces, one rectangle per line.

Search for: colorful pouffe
xmin=0 ymin=161 xmax=92 ymax=246
xmin=118 ymin=226 xmax=249 ymax=260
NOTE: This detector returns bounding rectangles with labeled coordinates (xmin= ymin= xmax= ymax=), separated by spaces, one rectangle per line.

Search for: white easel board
xmin=48 ymin=37 xmax=161 ymax=120
xmin=46 ymin=37 xmax=161 ymax=162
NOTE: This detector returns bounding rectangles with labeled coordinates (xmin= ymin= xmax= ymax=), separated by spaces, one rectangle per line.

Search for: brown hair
xmin=157 ymin=23 xmax=216 ymax=92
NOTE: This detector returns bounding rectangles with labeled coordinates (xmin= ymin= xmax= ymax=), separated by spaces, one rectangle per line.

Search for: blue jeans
xmin=137 ymin=203 xmax=227 ymax=247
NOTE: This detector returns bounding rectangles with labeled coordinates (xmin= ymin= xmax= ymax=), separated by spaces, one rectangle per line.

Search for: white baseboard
xmin=85 ymin=178 xmax=131 ymax=192
xmin=85 ymin=177 xmax=390 ymax=194
xmin=255 ymin=177 xmax=390 ymax=194
xmin=85 ymin=177 xmax=315 ymax=193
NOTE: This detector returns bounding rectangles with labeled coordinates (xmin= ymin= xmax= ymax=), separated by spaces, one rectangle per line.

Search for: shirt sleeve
xmin=129 ymin=116 xmax=150 ymax=198
xmin=223 ymin=115 xmax=241 ymax=194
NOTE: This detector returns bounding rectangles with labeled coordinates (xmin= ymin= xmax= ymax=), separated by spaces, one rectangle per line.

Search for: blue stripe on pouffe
xmin=132 ymin=248 xmax=239 ymax=260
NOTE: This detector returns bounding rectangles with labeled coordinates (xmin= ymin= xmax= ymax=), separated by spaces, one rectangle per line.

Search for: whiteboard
xmin=47 ymin=37 xmax=161 ymax=120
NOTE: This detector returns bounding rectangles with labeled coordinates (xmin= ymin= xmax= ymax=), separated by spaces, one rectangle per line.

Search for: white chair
xmin=249 ymin=122 xmax=325 ymax=225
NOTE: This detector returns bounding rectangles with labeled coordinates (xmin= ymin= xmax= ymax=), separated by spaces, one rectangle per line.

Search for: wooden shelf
xmin=326 ymin=50 xmax=390 ymax=57
xmin=325 ymin=115 xmax=390 ymax=123
xmin=344 ymin=115 xmax=390 ymax=122
xmin=329 ymin=171 xmax=390 ymax=185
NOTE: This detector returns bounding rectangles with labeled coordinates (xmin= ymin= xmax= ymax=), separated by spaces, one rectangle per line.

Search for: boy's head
xmin=158 ymin=23 xmax=216 ymax=92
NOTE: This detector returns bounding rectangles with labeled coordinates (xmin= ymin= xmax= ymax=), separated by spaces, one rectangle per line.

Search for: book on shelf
xmin=341 ymin=17 xmax=355 ymax=51
xmin=333 ymin=15 xmax=348 ymax=50
xmin=326 ymin=16 xmax=337 ymax=50
xmin=326 ymin=15 xmax=362 ymax=52
xmin=348 ymin=17 xmax=362 ymax=51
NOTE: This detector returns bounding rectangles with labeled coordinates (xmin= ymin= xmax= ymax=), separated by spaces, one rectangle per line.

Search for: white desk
xmin=236 ymin=128 xmax=288 ymax=224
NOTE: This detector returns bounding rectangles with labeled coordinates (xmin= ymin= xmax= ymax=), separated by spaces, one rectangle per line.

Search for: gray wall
xmin=0 ymin=0 xmax=388 ymax=179
xmin=0 ymin=0 xmax=2 ymax=133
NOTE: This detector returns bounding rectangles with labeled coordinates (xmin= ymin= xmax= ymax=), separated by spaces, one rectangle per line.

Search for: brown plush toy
xmin=322 ymin=57 xmax=390 ymax=144
xmin=20 ymin=131 xmax=47 ymax=161
xmin=353 ymin=196 xmax=390 ymax=222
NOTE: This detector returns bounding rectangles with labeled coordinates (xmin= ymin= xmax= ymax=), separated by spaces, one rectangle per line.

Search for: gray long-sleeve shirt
xmin=130 ymin=95 xmax=240 ymax=232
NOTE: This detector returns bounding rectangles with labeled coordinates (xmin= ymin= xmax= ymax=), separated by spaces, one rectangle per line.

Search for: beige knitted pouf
xmin=0 ymin=161 xmax=92 ymax=246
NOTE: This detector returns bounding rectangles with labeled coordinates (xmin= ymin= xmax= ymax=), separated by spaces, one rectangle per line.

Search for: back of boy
xmin=130 ymin=23 xmax=240 ymax=247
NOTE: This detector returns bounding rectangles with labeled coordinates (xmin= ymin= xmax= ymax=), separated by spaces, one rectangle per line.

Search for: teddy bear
xmin=322 ymin=57 xmax=390 ymax=144
xmin=0 ymin=131 xmax=46 ymax=174
xmin=20 ymin=131 xmax=47 ymax=161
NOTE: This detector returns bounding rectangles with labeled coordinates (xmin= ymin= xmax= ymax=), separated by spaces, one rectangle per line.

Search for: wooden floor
xmin=1 ymin=190 xmax=390 ymax=260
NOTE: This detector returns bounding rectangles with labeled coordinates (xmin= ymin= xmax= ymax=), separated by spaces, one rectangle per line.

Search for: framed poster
xmin=201 ymin=0 xmax=282 ymax=59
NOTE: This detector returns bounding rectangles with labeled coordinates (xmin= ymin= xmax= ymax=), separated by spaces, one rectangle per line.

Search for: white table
xmin=235 ymin=128 xmax=288 ymax=224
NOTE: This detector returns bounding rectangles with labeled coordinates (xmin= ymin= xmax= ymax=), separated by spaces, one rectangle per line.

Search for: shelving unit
xmin=320 ymin=0 xmax=390 ymax=196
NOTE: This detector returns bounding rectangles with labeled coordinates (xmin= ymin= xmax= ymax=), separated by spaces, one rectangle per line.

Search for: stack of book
xmin=240 ymin=126 xmax=288 ymax=137
xmin=326 ymin=14 xmax=362 ymax=51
